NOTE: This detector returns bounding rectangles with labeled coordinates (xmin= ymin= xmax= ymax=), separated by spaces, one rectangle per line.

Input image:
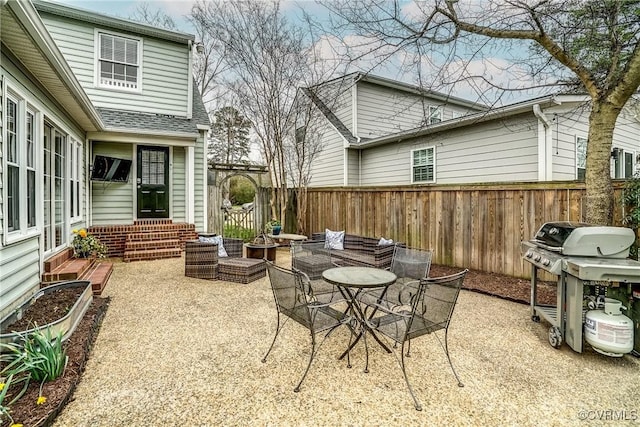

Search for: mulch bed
xmin=1 ymin=298 xmax=110 ymax=427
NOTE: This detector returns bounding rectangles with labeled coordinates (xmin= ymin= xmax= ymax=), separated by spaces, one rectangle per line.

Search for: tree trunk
xmin=585 ymin=101 xmax=621 ymax=225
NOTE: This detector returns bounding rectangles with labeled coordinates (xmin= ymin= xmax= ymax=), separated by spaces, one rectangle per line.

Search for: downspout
xmin=533 ymin=104 xmax=553 ymax=181
xmin=187 ymin=40 xmax=194 ymax=119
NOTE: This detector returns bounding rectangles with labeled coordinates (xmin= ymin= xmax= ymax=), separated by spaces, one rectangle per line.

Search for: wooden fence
xmin=298 ymin=181 xmax=628 ymax=279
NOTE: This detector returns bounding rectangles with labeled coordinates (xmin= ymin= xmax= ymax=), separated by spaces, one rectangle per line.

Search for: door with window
xmin=137 ymin=146 xmax=169 ymax=218
xmin=43 ymin=123 xmax=68 ymax=254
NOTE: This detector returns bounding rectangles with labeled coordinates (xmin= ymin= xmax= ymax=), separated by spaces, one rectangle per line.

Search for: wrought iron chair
xmin=262 ymin=262 xmax=346 ymax=392
xmin=369 ymin=269 xmax=468 ymax=411
xmin=358 ymin=246 xmax=433 ymax=309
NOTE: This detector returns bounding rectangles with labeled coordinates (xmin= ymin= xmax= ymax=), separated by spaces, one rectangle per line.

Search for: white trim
xmin=88 ymin=130 xmax=198 ymax=144
xmin=575 ymin=135 xmax=587 ymax=179
xmin=187 ymin=41 xmax=194 ymax=119
xmin=169 ymin=146 xmax=174 ymax=219
xmin=201 ymin=131 xmax=208 ymax=232
xmin=410 ymin=146 xmax=436 ymax=184
xmin=187 ymin=146 xmax=195 ymax=224
xmin=533 ymin=104 xmax=553 ymax=181
xmin=351 ymin=83 xmax=358 ymax=138
xmin=94 ymin=28 xmax=143 ymax=94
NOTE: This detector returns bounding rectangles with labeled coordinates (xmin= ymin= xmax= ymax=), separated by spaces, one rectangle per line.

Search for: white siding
xmin=1 ymin=53 xmax=86 ymax=316
xmin=40 ymin=13 xmax=190 ymax=117
xmin=357 ymin=82 xmax=433 ymax=138
xmin=346 ymin=150 xmax=359 ymax=186
xmin=172 ymin=146 xmax=186 ymax=222
xmin=315 ymin=78 xmax=353 ymax=133
xmin=91 ymin=143 xmax=134 ymax=225
xmin=0 ymin=237 xmax=41 ymax=318
xmin=356 ymin=82 xmax=474 ymax=139
xmin=549 ymin=103 xmax=640 ymax=180
xmin=308 ymin=124 xmax=345 ymax=187
xmin=360 ymin=115 xmax=539 ymax=186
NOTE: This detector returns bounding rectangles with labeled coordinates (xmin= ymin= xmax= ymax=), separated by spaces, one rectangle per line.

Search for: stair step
xmin=124 ymin=239 xmax=181 ymax=251
xmin=126 ymin=231 xmax=181 ymax=242
xmin=42 ymin=258 xmax=96 ymax=284
xmin=43 ymin=248 xmax=74 ymax=273
xmin=123 ymin=247 xmax=182 ymax=262
xmin=82 ymin=262 xmax=113 ymax=295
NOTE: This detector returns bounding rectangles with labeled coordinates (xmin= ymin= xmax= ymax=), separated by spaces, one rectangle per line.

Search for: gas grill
xmin=521 ymin=222 xmax=640 ymax=356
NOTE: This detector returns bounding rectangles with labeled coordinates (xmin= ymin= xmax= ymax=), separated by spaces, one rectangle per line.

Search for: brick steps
xmin=123 ymin=247 xmax=182 ymax=262
xmin=41 ymin=254 xmax=113 ymax=296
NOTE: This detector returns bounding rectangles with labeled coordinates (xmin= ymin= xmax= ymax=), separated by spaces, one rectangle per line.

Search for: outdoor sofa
xmin=292 ymin=232 xmax=403 ymax=279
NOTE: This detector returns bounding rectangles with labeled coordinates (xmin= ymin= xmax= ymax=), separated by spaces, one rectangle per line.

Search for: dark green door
xmin=137 ymin=146 xmax=169 ymax=218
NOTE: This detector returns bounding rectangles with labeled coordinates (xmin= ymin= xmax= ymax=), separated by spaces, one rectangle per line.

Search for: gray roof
xmin=302 ymin=87 xmax=359 ymax=145
xmin=98 ymin=81 xmax=210 ymax=135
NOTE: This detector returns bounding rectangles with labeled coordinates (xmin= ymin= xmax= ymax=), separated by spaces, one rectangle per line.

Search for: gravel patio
xmin=53 ymin=249 xmax=639 ymax=426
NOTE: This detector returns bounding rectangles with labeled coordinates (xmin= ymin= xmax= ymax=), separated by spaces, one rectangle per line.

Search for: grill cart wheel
xmin=548 ymin=326 xmax=562 ymax=348
xmin=531 ymin=315 xmax=540 ymax=322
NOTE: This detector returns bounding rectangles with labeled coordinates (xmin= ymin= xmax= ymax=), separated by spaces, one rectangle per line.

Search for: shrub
xmin=229 ymin=176 xmax=255 ymax=205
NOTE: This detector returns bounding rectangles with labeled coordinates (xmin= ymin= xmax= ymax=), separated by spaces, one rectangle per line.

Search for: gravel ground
xmin=54 ymin=249 xmax=640 ymax=426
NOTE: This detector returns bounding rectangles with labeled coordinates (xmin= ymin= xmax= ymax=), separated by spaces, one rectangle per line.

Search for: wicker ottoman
xmin=292 ymin=254 xmax=332 ymax=280
xmin=185 ymin=240 xmax=218 ymax=280
xmin=217 ymin=257 xmax=266 ymax=284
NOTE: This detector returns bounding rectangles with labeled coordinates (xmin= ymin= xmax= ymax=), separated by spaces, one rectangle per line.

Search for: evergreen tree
xmin=209 ymin=106 xmax=251 ymax=164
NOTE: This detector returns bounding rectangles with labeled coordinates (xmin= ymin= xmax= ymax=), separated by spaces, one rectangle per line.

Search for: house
xmin=1 ymin=0 xmax=210 ymax=318
xmin=300 ymin=73 xmax=640 ymax=187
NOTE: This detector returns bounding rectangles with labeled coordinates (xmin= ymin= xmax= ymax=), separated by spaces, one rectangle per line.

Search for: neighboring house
xmin=1 ymin=0 xmax=210 ymax=317
xmin=300 ymin=73 xmax=640 ymax=187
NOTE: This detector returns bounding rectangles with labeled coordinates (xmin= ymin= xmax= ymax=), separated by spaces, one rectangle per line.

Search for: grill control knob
xmin=534 ymin=255 xmax=541 ymax=262
xmin=542 ymin=259 xmax=551 ymax=266
xmin=526 ymin=250 xmax=533 ymax=258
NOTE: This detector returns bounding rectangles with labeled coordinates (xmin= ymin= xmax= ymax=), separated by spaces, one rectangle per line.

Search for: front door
xmin=137 ymin=146 xmax=169 ymax=218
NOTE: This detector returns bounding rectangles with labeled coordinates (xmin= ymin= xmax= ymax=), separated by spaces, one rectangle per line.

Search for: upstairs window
xmin=412 ymin=147 xmax=435 ymax=183
xmin=98 ymin=32 xmax=141 ymax=91
xmin=428 ymin=106 xmax=442 ymax=125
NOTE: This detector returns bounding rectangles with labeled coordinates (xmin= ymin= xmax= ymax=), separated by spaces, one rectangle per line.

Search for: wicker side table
xmin=293 ymin=254 xmax=332 ymax=280
xmin=184 ymin=240 xmax=218 ymax=280
xmin=218 ymin=257 xmax=266 ymax=284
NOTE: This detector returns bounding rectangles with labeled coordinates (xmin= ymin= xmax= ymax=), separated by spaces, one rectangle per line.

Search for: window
xmin=70 ymin=139 xmax=82 ymax=220
xmin=27 ymin=111 xmax=36 ymax=228
xmin=412 ymin=147 xmax=435 ymax=183
xmin=576 ymin=136 xmax=587 ymax=180
xmin=6 ymin=97 xmax=19 ymax=232
xmin=3 ymin=92 xmax=39 ymax=241
xmin=428 ymin=106 xmax=442 ymax=125
xmin=625 ymin=151 xmax=634 ymax=178
xmin=97 ymin=32 xmax=141 ymax=91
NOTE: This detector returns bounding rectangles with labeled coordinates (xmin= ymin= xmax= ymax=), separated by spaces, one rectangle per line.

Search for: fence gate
xmin=207 ymin=163 xmax=270 ymax=237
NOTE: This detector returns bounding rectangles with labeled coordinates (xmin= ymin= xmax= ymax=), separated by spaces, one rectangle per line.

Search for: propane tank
xmin=584 ymin=298 xmax=634 ymax=357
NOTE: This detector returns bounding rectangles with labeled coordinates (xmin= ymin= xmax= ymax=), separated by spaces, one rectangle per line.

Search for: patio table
xmin=322 ymin=266 xmax=397 ymax=373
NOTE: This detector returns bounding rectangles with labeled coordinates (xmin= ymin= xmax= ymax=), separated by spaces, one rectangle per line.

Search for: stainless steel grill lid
xmin=531 ymin=222 xmax=634 ymax=258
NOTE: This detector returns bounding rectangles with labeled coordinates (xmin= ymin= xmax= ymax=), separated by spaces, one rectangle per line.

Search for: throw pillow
xmin=199 ymin=235 xmax=228 ymax=257
xmin=324 ymin=228 xmax=345 ymax=250
xmin=378 ymin=237 xmax=394 ymax=246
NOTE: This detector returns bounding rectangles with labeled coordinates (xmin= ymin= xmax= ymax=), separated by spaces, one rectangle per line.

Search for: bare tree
xmin=131 ymin=3 xmax=177 ymax=30
xmin=190 ymin=0 xmax=321 ymax=229
xmin=322 ymin=0 xmax=640 ymax=225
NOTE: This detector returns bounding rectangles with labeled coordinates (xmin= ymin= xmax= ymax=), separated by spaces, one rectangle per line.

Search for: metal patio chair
xmin=358 ymin=246 xmax=433 ymax=309
xmin=369 ymin=269 xmax=468 ymax=411
xmin=261 ymin=262 xmax=346 ymax=392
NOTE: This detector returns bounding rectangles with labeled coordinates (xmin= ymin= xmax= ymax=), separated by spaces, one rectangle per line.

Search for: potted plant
xmin=71 ymin=229 xmax=108 ymax=258
xmin=267 ymin=219 xmax=282 ymax=236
